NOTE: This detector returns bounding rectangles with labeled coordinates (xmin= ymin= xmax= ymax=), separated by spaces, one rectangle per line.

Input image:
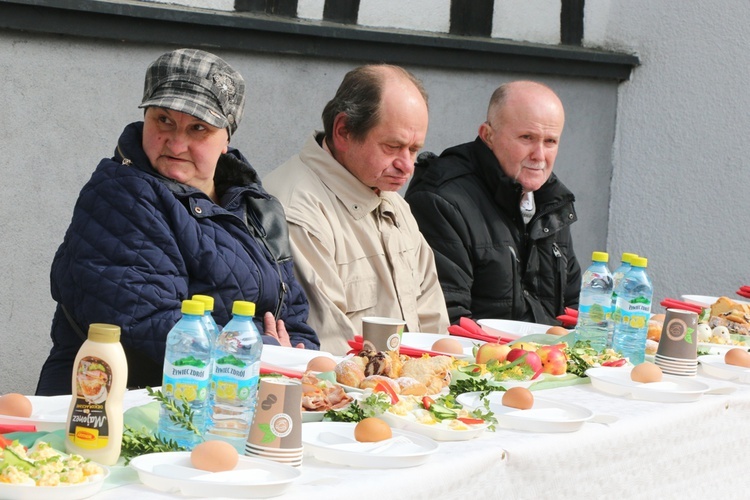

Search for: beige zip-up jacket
xmin=264 ymin=133 xmax=449 ymax=355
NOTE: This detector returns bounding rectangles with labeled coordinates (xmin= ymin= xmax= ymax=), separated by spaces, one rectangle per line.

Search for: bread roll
xmin=395 ymin=376 xmax=428 ymax=396
xmin=335 ymin=359 xmax=366 ymax=387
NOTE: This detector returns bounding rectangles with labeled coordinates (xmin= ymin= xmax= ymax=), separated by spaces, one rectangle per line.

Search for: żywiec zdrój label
xmin=613 ymin=296 xmax=651 ymax=329
xmin=212 ymin=354 xmax=260 ymax=403
xmin=162 ymin=356 xmax=209 ymax=403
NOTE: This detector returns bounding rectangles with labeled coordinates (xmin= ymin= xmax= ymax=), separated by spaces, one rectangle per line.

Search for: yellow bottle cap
xmin=192 ymin=294 xmax=215 ymax=312
xmin=632 ymin=256 xmax=648 ymax=267
xmin=622 ymin=252 xmax=638 ymax=264
xmin=232 ymin=300 xmax=256 ymax=317
xmin=181 ymin=299 xmax=205 ymax=316
xmin=88 ymin=323 xmax=121 ymax=343
xmin=591 ymin=251 xmax=609 ymax=263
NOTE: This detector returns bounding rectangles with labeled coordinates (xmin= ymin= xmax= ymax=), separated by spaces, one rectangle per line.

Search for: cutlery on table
xmin=447 ymin=325 xmax=506 ymax=343
xmin=347 ymin=337 xmax=444 ymax=357
xmin=659 ymin=298 xmax=705 ymax=314
xmin=449 ymin=317 xmax=514 ymax=343
xmin=556 ymin=314 xmax=578 ymax=328
xmin=259 ymin=362 xmax=304 ymax=379
xmin=317 ymin=431 xmax=412 ymax=453
xmin=0 ymin=424 xmax=37 ymax=433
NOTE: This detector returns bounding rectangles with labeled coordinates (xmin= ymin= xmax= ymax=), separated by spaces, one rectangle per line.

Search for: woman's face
xmin=142 ymin=107 xmax=229 ymax=196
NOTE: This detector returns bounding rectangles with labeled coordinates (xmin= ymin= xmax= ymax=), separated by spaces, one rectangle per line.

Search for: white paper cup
xmin=362 ymin=316 xmax=405 ymax=352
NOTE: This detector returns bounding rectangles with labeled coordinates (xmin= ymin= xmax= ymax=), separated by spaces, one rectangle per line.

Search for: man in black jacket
xmin=405 ymin=81 xmax=580 ymax=325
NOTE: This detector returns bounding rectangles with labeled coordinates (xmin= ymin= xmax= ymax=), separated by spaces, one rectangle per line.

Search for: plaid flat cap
xmin=139 ymin=48 xmax=245 ymax=136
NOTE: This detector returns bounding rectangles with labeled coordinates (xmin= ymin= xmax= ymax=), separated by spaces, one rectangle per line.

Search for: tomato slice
xmin=0 ymin=435 xmax=13 ymax=449
xmin=602 ymin=359 xmax=627 ymax=367
xmin=456 ymin=417 xmax=485 ymax=425
xmin=373 ymin=381 xmax=399 ymax=404
xmin=421 ymin=396 xmax=434 ymax=410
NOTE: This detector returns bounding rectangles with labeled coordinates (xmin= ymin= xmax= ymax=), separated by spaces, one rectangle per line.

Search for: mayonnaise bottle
xmin=66 ymin=323 xmax=128 ymax=465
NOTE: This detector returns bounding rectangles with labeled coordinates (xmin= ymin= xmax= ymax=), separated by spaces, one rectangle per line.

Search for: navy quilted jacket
xmin=37 ymin=122 xmax=319 ymax=395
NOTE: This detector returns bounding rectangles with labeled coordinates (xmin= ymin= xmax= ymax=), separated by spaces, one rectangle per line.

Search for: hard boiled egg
xmin=354 ymin=417 xmax=392 ymax=442
xmin=630 ymin=362 xmax=662 ymax=383
xmin=0 ymin=393 xmax=33 ymax=418
xmin=431 ymin=337 xmax=464 ymax=355
xmin=546 ymin=326 xmax=569 ymax=336
xmin=725 ymin=348 xmax=750 ymax=368
xmin=306 ymin=356 xmax=338 ymax=373
xmin=191 ymin=440 xmax=239 ymax=472
xmin=502 ymin=387 xmax=534 ymax=410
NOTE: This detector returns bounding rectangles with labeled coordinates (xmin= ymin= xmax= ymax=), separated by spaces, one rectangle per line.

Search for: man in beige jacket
xmin=263 ymin=64 xmax=449 ymax=355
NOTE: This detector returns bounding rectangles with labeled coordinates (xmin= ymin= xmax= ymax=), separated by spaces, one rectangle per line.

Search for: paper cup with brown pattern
xmin=246 ymin=378 xmax=303 ymax=459
xmin=362 ymin=316 xmax=405 ymax=352
xmin=655 ymin=308 xmax=699 ymax=361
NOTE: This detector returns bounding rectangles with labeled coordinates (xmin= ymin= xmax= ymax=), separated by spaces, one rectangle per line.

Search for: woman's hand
xmin=263 ymin=312 xmax=305 ymax=348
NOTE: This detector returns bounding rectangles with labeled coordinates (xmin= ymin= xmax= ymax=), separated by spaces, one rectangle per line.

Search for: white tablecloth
xmin=89 ymin=371 xmax=750 ymax=500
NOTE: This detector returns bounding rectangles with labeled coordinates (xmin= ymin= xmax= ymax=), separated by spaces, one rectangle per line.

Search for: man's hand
xmin=263 ymin=311 xmax=305 ymax=348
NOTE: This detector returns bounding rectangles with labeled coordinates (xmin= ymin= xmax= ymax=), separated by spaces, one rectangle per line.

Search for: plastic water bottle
xmin=206 ymin=300 xmax=262 ymax=452
xmin=192 ymin=294 xmax=221 ymax=343
xmin=612 ymin=253 xmax=638 ymax=292
xmin=574 ymin=251 xmax=613 ymax=351
xmin=157 ymin=299 xmax=211 ymax=450
xmin=608 ymin=253 xmax=638 ymax=346
xmin=612 ymin=256 xmax=653 ymax=364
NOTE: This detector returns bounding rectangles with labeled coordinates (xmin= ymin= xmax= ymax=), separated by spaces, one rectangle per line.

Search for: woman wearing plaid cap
xmin=36 ymin=48 xmax=319 ymax=395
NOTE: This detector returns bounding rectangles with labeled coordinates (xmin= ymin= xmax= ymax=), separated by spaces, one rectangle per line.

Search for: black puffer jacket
xmin=405 ymin=138 xmax=581 ymax=325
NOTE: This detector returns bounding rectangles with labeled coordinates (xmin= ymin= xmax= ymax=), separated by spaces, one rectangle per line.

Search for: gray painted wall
xmin=585 ymin=1 xmax=750 ymax=308
xmin=0 ymin=30 xmax=615 ymax=394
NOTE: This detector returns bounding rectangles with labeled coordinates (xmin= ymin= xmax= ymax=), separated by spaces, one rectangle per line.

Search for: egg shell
xmin=306 ymin=356 xmax=338 ymax=373
xmin=191 ymin=440 xmax=240 ymax=472
xmin=546 ymin=326 xmax=569 ymax=336
xmin=724 ymin=348 xmax=750 ymax=368
xmin=502 ymin=387 xmax=534 ymax=410
xmin=0 ymin=393 xmax=33 ymax=418
xmin=630 ymin=362 xmax=663 ymax=383
xmin=431 ymin=337 xmax=464 ymax=354
xmin=354 ymin=417 xmax=392 ymax=442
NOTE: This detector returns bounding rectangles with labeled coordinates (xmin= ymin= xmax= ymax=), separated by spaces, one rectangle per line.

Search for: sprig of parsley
xmin=323 ymin=393 xmax=391 ymax=422
xmin=119 ymin=387 xmax=198 ymax=464
xmin=449 ymin=377 xmax=498 ymax=398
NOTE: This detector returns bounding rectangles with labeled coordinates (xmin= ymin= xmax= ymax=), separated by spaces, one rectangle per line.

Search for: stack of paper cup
xmin=245 ymin=378 xmax=303 ymax=466
xmin=654 ymin=309 xmax=699 ymax=376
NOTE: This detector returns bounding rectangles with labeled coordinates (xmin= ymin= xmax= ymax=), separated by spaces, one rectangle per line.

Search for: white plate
xmin=378 ymin=410 xmax=488 ymax=441
xmin=400 ymin=332 xmax=479 ymax=359
xmin=129 ymin=452 xmax=300 ymax=498
xmin=697 ymin=342 xmax=738 ymax=355
xmin=0 ymin=395 xmax=70 ymax=432
xmin=457 ymin=392 xmax=593 ymax=433
xmin=302 ymin=422 xmax=438 ymax=468
xmin=681 ymin=295 xmax=750 ymax=307
xmin=698 ymin=354 xmax=750 ymax=383
xmin=586 ymin=366 xmax=710 ymax=402
xmin=261 ymin=345 xmax=341 ymax=373
xmin=477 ymin=319 xmax=551 ymax=340
xmin=302 ymin=410 xmax=326 ymax=422
xmin=0 ymin=466 xmax=109 ymax=500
